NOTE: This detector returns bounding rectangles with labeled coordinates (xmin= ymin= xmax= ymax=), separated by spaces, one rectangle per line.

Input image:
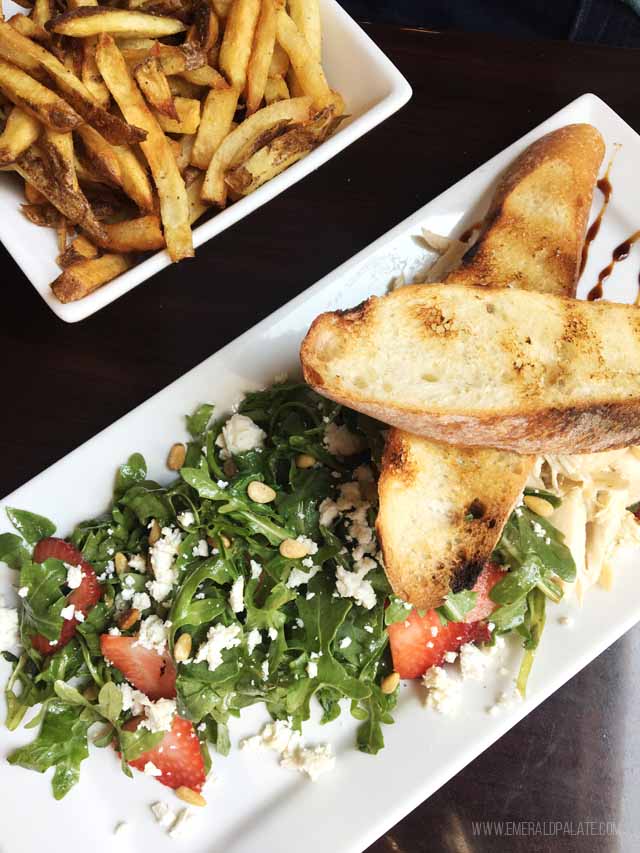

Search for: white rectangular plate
xmin=0 ymin=0 xmax=411 ymax=323
xmin=1 ymin=93 xmax=639 ymax=853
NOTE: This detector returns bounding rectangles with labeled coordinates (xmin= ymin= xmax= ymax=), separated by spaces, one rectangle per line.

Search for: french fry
xmin=22 ymin=202 xmax=65 ymax=228
xmin=122 ymin=43 xmax=206 ymax=74
xmin=0 ymin=22 xmax=146 ymax=145
xmin=82 ymin=40 xmax=111 ymax=108
xmin=135 ymin=54 xmax=178 ymax=119
xmin=112 ymin=143 xmax=154 ymax=210
xmin=15 ymin=146 xmax=107 ymax=242
xmin=246 ymin=0 xmax=276 ymax=115
xmin=188 ymin=0 xmax=219 ymax=52
xmin=42 ymin=128 xmax=78 ymax=190
xmin=181 ymin=65 xmax=226 ymax=88
xmin=219 ymin=0 xmax=260 ymax=91
xmin=185 ymin=169 xmax=208 ymax=224
xmin=268 ymin=41 xmax=289 ymax=77
xmin=75 ymin=124 xmax=123 ymax=186
xmin=202 ymin=95 xmax=311 ymax=204
xmin=25 ymin=181 xmax=47 ymax=204
xmin=47 ymin=9 xmax=188 ymax=39
xmin=288 ymin=0 xmax=321 ymax=60
xmin=153 ymin=96 xmax=200 ymax=134
xmin=264 ymin=74 xmax=288 ymax=104
xmin=175 ymin=133 xmax=196 ymax=172
xmin=95 ymin=33 xmax=192 ymax=260
xmin=212 ymin=0 xmax=232 ymax=20
xmin=190 ymin=85 xmax=238 ymax=169
xmin=0 ymin=58 xmax=84 ymax=132
xmin=32 ymin=0 xmax=54 ymax=32
xmin=168 ymin=76 xmax=203 ymax=99
xmin=8 ymin=14 xmax=49 ymax=43
xmin=275 ymin=9 xmax=331 ymax=109
xmin=0 ymin=106 xmax=40 ymax=166
xmin=225 ymin=106 xmax=335 ymax=195
xmin=57 ymin=233 xmax=98 ymax=268
xmin=57 ymin=219 xmax=69 ymax=253
xmin=51 ymin=253 xmax=131 ymax=302
xmin=96 ymin=214 xmax=165 ymax=251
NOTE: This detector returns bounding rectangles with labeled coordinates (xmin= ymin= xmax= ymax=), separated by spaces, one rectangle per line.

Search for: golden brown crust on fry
xmin=0 ymin=58 xmax=84 ymax=132
xmin=47 ymin=8 xmax=187 ymax=39
xmin=51 ymin=252 xmax=131 ymax=302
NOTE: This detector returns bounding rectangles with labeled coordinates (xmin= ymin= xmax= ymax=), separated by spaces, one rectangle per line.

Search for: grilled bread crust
xmin=446 ymin=123 xmax=605 ymax=294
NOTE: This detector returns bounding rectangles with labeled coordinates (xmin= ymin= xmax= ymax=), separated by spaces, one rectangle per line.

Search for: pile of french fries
xmin=0 ymin=0 xmax=344 ymax=303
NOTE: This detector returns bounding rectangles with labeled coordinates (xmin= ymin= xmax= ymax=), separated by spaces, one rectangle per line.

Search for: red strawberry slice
xmin=100 ymin=635 xmax=176 ymax=700
xmin=31 ymin=538 xmax=102 ymax=655
xmin=388 ymin=563 xmax=503 ymax=679
xmin=124 ymin=715 xmax=206 ymax=791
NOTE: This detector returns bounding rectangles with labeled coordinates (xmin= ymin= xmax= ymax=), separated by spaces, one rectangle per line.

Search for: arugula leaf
xmin=114 ymin=453 xmax=147 ymax=497
xmin=436 ymin=588 xmax=477 ymax=624
xmin=6 ymin=508 xmax=55 ymax=546
xmin=8 ymin=700 xmax=91 ymax=799
xmin=119 ymin=727 xmax=164 ymax=761
xmin=523 ymin=487 xmax=562 ymax=509
xmin=384 ymin=596 xmax=412 ymax=626
xmin=356 ymin=686 xmax=396 ymax=755
xmin=0 ymin=532 xmax=29 ymax=570
xmin=516 ymin=588 xmax=546 ymax=697
xmin=19 ymin=558 xmax=66 ymax=641
xmin=186 ymin=404 xmax=215 ymax=438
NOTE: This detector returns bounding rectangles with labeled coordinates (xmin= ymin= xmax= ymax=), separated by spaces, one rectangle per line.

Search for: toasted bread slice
xmin=302 ymin=284 xmax=640 ymax=455
xmin=446 ymin=123 xmax=605 ymax=294
xmin=375 ymin=125 xmax=605 ymax=608
xmin=377 ymin=431 xmax=532 ymax=608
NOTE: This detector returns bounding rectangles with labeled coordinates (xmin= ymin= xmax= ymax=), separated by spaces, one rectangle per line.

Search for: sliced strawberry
xmin=31 ymin=538 xmax=102 ymax=655
xmin=100 ymin=635 xmax=176 ymax=700
xmin=388 ymin=564 xmax=503 ymax=679
xmin=124 ymin=715 xmax=206 ymax=791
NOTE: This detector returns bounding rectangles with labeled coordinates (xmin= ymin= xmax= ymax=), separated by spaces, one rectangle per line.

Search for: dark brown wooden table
xmin=2 ymin=24 xmax=639 ymax=853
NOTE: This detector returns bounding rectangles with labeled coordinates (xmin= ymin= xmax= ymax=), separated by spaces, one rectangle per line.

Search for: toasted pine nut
xmin=247 ymin=481 xmax=276 ymax=504
xmin=175 ymin=786 xmax=206 ymax=807
xmin=381 ymin=672 xmax=400 ymax=694
xmin=118 ymin=608 xmax=141 ymax=631
xmin=114 ymin=552 xmax=128 ymax=575
xmin=83 ymin=683 xmax=99 ymax=701
xmin=523 ymin=495 xmax=554 ymax=518
xmin=221 ymin=534 xmax=232 ymax=548
xmin=295 ymin=453 xmax=315 ymax=469
xmin=279 ymin=538 xmax=308 ymax=559
xmin=167 ymin=442 xmax=187 ymax=471
xmin=174 ymin=633 xmax=192 ymax=662
xmin=148 ymin=519 xmax=161 ymax=545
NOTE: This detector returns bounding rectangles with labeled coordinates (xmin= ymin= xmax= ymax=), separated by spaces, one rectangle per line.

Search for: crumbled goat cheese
xmin=108 ymin=627 xmax=121 ymax=636
xmin=306 ymin=592 xmax=315 ymax=600
xmin=144 ymin=761 xmax=163 ymax=777
xmin=296 ymin=535 xmax=318 ymax=555
xmin=286 ymin=565 xmax=320 ymax=588
xmin=247 ymin=628 xmax=262 ymax=654
xmin=147 ymin=527 xmax=182 ymax=602
xmin=443 ymin=651 xmax=458 ymax=664
xmin=215 ymin=414 xmax=266 ymax=458
xmin=113 ymin=822 xmax=129 ymax=836
xmin=423 ymin=666 xmax=462 ymax=716
xmin=177 ymin=511 xmax=195 ymax=527
xmin=168 ymin=808 xmax=196 ymax=839
xmin=335 ymin=564 xmax=376 ymax=610
xmin=458 ymin=642 xmax=491 ymax=682
xmin=65 ymin=563 xmax=84 ymax=589
xmin=60 ymin=603 xmax=76 ymax=621
xmin=487 ymin=682 xmax=523 ymax=716
xmin=241 ymin=720 xmax=300 ymax=753
xmin=128 ymin=554 xmax=147 ymax=573
xmin=339 ymin=637 xmax=352 ymax=649
xmin=0 ymin=596 xmax=19 ymax=652
xmin=192 ymin=539 xmax=209 ymax=558
xmin=318 ymin=497 xmax=339 ymax=527
xmin=280 ymin=744 xmax=336 ymax=781
xmin=268 ymin=627 xmax=278 ymax=641
xmin=17 ymin=587 xmax=28 ymax=598
xmin=132 ymin=592 xmax=151 ymax=612
xmin=151 ymin=801 xmax=176 ymax=829
xmin=250 ymin=559 xmax=262 ymax=579
xmin=141 ymin=698 xmax=177 ymax=733
xmin=261 ymin=659 xmax=269 ymax=680
xmin=135 ymin=615 xmax=169 ymax=654
xmin=194 ymin=623 xmax=242 ymax=671
xmin=119 ymin=683 xmax=149 ymax=717
xmin=306 ymin=661 xmax=318 ymax=679
xmin=324 ymin=423 xmax=365 ymax=457
xmin=229 ymin=576 xmax=245 ymax=613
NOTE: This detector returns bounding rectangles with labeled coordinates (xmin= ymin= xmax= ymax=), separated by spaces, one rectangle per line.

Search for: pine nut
xmin=247 ymin=481 xmax=276 ymax=504
xmin=174 ymin=633 xmax=192 ymax=662
xmin=175 ymin=786 xmax=206 ymax=807
xmin=118 ymin=608 xmax=141 ymax=631
xmin=167 ymin=442 xmax=186 ymax=471
xmin=114 ymin=552 xmax=128 ymax=575
xmin=295 ymin=453 xmax=315 ymax=469
xmin=381 ymin=672 xmax=400 ymax=694
xmin=148 ymin=519 xmax=161 ymax=545
xmin=279 ymin=538 xmax=308 ymax=559
xmin=221 ymin=534 xmax=232 ymax=548
xmin=83 ymin=683 xmax=98 ymax=701
xmin=523 ymin=495 xmax=554 ymax=518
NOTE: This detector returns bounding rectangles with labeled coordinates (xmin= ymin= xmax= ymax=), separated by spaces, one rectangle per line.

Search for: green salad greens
xmin=0 ymin=380 xmax=576 ymax=800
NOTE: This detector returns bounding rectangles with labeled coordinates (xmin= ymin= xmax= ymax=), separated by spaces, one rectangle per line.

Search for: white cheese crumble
xmin=135 ymin=615 xmax=169 ymax=654
xmin=261 ymin=659 xmax=269 ymax=680
xmin=17 ymin=587 xmax=28 ymax=598
xmin=306 ymin=660 xmax=318 ymax=679
xmin=141 ymin=698 xmax=177 ymax=733
xmin=280 ymin=743 xmax=335 ymax=781
xmin=459 ymin=641 xmax=499 ymax=682
xmin=168 ymin=808 xmax=196 ymax=839
xmin=295 ymin=535 xmax=318 ymax=555
xmin=60 ymin=603 xmax=76 ymax=621
xmin=65 ymin=563 xmax=84 ymax=589
xmin=128 ymin=554 xmax=147 ymax=573
xmin=229 ymin=576 xmax=245 ymax=613
xmin=113 ymin=822 xmax=129 ymax=836
xmin=246 ymin=628 xmax=262 ymax=654
xmin=177 ymin=511 xmax=195 ymax=527
xmin=286 ymin=565 xmax=319 ymax=589
xmin=323 ymin=423 xmax=365 ymax=457
xmin=559 ymin=615 xmax=574 ymax=627
xmin=318 ymin=497 xmax=339 ymax=527
xmin=241 ymin=720 xmax=335 ymax=781
xmin=132 ymin=592 xmax=151 ymax=612
xmin=151 ymin=801 xmax=176 ymax=829
xmin=250 ymin=559 xmax=262 ymax=579
xmin=194 ymin=623 xmax=242 ymax=671
xmin=339 ymin=636 xmax=352 ymax=649
xmin=268 ymin=627 xmax=278 ymax=641
xmin=241 ymin=719 xmax=300 ymax=753
xmin=147 ymin=527 xmax=182 ymax=602
xmin=119 ymin=683 xmax=149 ymax=716
xmin=144 ymin=761 xmax=163 ymax=777
xmin=192 ymin=539 xmax=209 ymax=558
xmin=215 ymin=414 xmax=266 ymax=458
xmin=422 ymin=666 xmax=462 ymax=716
xmin=487 ymin=682 xmax=523 ymax=716
xmin=0 ymin=596 xmax=19 ymax=652
xmin=335 ymin=564 xmax=376 ymax=610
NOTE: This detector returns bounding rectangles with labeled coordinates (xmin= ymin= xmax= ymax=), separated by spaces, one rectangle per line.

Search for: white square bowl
xmin=0 ymin=0 xmax=411 ymax=323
